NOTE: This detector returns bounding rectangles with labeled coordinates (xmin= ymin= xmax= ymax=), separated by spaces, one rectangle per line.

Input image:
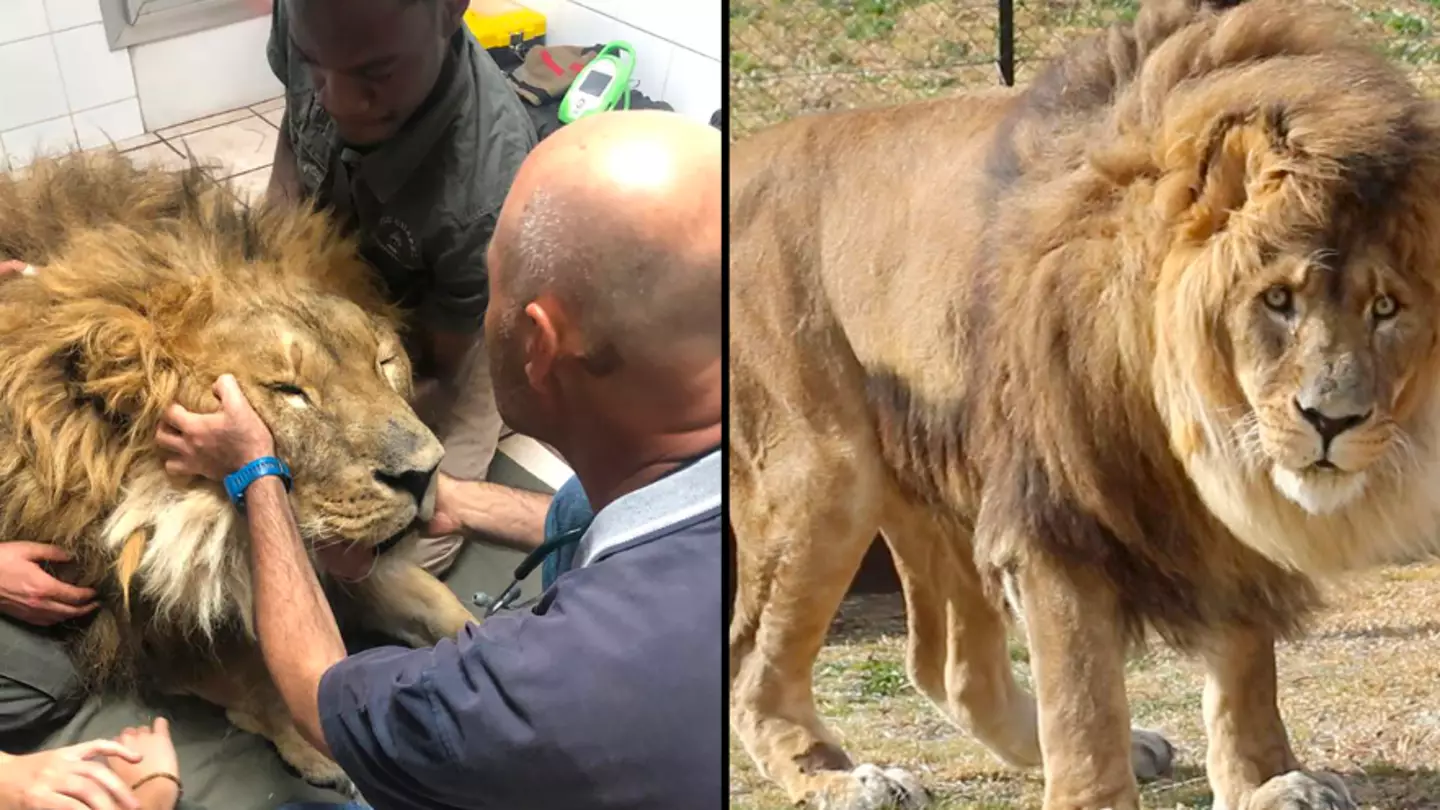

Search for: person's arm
xmin=431 ymin=474 xmax=549 ymax=552
xmin=154 ymin=375 xmax=341 ymax=757
xmin=245 ymin=476 xmax=344 ymax=756
xmin=417 ymin=211 xmax=498 ymax=382
xmin=103 ymin=719 xmax=181 ymax=810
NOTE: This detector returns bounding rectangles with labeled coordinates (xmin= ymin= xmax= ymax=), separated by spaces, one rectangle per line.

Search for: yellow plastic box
xmin=464 ymin=0 xmax=547 ymax=51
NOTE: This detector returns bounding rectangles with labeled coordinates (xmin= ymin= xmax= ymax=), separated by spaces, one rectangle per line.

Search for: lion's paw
xmin=292 ymin=757 xmax=357 ymax=799
xmin=811 ymin=764 xmax=929 ymax=810
xmin=1246 ymin=771 xmax=1355 ymax=810
xmin=1129 ymin=727 xmax=1175 ymax=782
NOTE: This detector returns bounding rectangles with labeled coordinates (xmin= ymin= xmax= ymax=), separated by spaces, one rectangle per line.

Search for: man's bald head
xmin=489 ymin=110 xmax=722 ymax=372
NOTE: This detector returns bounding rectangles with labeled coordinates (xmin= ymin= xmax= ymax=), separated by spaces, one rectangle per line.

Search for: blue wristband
xmin=224 ymin=456 xmax=293 ymax=512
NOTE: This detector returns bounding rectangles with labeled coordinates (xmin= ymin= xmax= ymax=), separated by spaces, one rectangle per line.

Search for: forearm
xmin=446 ymin=477 xmax=550 ymax=551
xmin=245 ymin=477 xmax=344 ymax=758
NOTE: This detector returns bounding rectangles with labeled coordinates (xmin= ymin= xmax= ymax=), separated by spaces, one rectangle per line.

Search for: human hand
xmin=426 ymin=473 xmax=464 ymax=537
xmin=0 ymin=260 xmax=27 ymax=276
xmin=0 ymin=738 xmax=144 ymax=810
xmin=103 ymin=719 xmax=179 ymax=810
xmin=155 ymin=374 xmax=275 ymax=483
xmin=0 ymin=543 xmax=99 ymax=626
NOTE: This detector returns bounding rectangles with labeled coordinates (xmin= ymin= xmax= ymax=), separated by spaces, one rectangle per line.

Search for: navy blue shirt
xmin=316 ymin=510 xmax=722 ymax=808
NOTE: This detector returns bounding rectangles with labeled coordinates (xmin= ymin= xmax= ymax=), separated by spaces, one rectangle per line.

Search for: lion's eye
xmin=1372 ymin=294 xmax=1399 ymax=320
xmin=1262 ymin=286 xmax=1293 ymax=313
xmin=266 ymin=383 xmax=310 ymax=407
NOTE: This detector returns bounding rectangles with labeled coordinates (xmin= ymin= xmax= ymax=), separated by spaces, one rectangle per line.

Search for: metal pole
xmin=998 ymin=0 xmax=1015 ymax=87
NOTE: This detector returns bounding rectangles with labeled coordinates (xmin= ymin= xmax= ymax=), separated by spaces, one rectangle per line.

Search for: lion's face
xmin=1223 ymin=244 xmax=1437 ymax=515
xmin=195 ymin=295 xmax=443 ymax=549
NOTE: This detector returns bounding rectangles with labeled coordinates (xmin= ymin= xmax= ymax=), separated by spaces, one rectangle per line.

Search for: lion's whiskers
xmin=1226 ymin=411 xmax=1265 ymax=470
xmin=1382 ymin=423 xmax=1420 ymax=480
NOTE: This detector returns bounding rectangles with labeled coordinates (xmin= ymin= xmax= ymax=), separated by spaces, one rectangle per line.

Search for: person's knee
xmin=412 ymin=532 xmax=466 ymax=579
xmin=0 ymin=618 xmax=84 ymax=752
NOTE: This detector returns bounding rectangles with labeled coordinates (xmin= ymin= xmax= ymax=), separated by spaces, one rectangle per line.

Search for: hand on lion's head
xmin=162 ymin=299 xmax=444 ymax=551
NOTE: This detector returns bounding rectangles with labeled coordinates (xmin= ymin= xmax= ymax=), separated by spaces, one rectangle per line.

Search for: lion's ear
xmin=1183 ymin=105 xmax=1292 ymax=240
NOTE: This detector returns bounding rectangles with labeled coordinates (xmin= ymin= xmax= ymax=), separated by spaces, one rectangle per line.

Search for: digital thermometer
xmin=558 ymin=41 xmax=637 ymax=124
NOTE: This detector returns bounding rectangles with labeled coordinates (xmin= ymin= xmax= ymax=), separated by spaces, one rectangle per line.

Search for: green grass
xmin=730 ymin=0 xmax=1440 ymax=137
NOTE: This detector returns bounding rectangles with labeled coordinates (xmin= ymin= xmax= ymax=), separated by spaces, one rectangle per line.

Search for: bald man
xmin=155 ymin=109 xmax=722 ymax=810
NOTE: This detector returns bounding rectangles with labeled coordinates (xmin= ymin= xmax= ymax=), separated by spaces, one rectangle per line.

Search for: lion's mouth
xmin=314 ymin=542 xmax=379 ymax=582
xmin=311 ymin=525 xmax=416 ymax=582
xmin=1311 ymin=459 xmax=1338 ymax=471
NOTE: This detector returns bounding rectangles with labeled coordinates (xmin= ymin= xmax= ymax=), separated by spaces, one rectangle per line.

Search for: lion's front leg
xmin=343 ymin=553 xmax=476 ymax=648
xmin=1200 ymin=626 xmax=1355 ymax=810
xmin=1014 ymin=552 xmax=1140 ymax=810
xmin=185 ymin=652 xmax=356 ymax=797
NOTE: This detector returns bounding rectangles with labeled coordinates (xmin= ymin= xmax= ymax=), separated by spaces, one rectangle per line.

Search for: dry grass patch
xmin=729 ymin=563 xmax=1440 ymax=808
xmin=729 ymin=0 xmax=1440 ymax=137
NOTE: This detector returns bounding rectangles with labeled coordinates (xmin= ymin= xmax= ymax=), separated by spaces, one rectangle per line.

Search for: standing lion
xmin=728 ymin=0 xmax=1440 ymax=808
xmin=0 ymin=152 xmax=477 ymax=792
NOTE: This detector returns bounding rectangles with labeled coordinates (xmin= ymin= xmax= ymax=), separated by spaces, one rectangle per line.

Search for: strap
xmin=224 ymin=456 xmax=293 ymax=512
xmin=131 ymin=771 xmax=183 ymax=797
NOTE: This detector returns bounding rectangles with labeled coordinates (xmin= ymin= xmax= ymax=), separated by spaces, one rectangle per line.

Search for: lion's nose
xmin=374 ymin=462 xmax=440 ymax=506
xmin=1294 ymin=399 xmax=1371 ymax=444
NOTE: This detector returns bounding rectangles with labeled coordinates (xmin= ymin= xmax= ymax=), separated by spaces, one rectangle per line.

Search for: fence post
xmin=997 ymin=0 xmax=1015 ymax=87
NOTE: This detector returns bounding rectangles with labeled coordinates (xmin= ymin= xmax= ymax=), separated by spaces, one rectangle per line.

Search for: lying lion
xmin=729 ymin=0 xmax=1440 ymax=808
xmin=0 ymin=151 xmax=476 ymax=791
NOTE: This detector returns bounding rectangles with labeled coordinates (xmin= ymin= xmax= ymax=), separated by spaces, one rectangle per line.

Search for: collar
xmin=574 ymin=449 xmax=722 ymax=569
xmin=342 ymin=30 xmax=473 ymax=205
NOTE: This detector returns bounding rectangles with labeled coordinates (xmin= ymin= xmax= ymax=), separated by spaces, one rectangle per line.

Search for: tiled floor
xmin=30 ymin=98 xmax=574 ymax=491
xmin=91 ymin=97 xmax=281 ymax=205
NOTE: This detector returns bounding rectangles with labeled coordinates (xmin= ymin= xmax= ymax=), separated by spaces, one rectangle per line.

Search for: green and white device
xmin=558 ymin=41 xmax=637 ymax=123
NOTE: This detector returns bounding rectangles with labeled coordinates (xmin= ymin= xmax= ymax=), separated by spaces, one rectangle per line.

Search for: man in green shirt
xmin=267 ymin=0 xmax=537 ymax=574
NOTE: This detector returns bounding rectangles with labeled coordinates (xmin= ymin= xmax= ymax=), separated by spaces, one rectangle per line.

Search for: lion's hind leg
xmin=879 ymin=495 xmax=1042 ymax=770
xmin=730 ymin=403 xmax=926 ymax=808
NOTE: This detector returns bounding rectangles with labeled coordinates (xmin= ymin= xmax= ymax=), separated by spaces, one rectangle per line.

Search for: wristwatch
xmin=223 ymin=456 xmax=293 ymax=512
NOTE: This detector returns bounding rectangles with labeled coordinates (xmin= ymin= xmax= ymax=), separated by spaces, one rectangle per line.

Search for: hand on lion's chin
xmin=313 ymin=542 xmax=379 ymax=582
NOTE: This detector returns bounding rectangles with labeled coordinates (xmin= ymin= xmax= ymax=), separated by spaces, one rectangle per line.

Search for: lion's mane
xmin=0 ymin=152 xmax=398 ymax=689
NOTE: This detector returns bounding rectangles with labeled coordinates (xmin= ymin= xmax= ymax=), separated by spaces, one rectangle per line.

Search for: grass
xmin=729 ymin=0 xmax=1440 ymax=137
xmin=728 ymin=562 xmax=1440 ymax=809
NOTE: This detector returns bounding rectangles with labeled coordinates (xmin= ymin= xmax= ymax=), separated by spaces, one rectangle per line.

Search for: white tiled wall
xmin=130 ymin=15 xmax=281 ymax=133
xmin=0 ymin=0 xmax=717 ymax=173
xmin=519 ymin=0 xmax=721 ymax=123
xmin=0 ymin=0 xmax=144 ymax=171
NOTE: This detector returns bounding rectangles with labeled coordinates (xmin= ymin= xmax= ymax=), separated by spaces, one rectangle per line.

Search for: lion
xmin=727 ymin=0 xmax=1440 ymax=808
xmin=0 ymin=151 xmax=477 ymax=792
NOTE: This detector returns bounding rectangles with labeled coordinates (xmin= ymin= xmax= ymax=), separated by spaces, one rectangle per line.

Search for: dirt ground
xmin=728 ymin=562 xmax=1440 ymax=809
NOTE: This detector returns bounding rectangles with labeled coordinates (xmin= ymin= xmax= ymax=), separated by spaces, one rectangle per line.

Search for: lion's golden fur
xmin=729 ymin=0 xmax=1440 ymax=807
xmin=0 ymin=151 xmax=457 ymax=698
